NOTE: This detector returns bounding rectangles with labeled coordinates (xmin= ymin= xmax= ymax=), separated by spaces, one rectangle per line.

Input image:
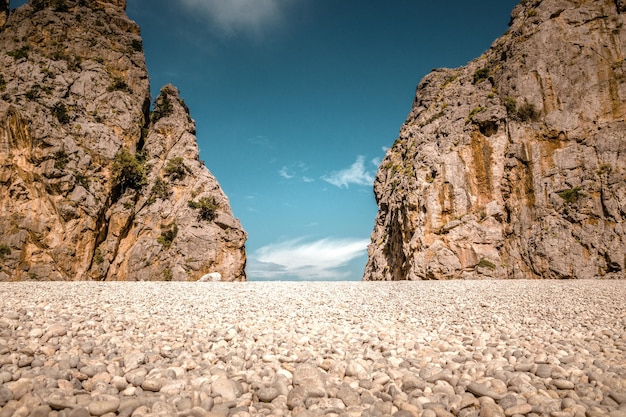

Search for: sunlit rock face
xmin=0 ymin=0 xmax=247 ymax=281
xmin=365 ymin=0 xmax=626 ymax=280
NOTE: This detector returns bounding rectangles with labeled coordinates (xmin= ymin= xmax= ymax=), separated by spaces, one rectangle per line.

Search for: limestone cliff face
xmin=365 ymin=0 xmax=625 ymax=280
xmin=0 ymin=0 xmax=247 ymax=281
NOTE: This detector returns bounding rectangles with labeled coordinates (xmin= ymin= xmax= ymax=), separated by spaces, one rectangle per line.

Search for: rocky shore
xmin=0 ymin=280 xmax=624 ymax=417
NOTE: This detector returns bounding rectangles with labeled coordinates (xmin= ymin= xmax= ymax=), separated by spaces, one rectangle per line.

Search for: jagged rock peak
xmin=0 ymin=0 xmax=247 ymax=281
xmin=364 ymin=0 xmax=626 ymax=281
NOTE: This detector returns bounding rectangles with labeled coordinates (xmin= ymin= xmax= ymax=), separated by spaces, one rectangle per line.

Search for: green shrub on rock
xmin=149 ymin=177 xmax=171 ymax=203
xmin=52 ymin=102 xmax=70 ymax=124
xmin=93 ymin=248 xmax=104 ymax=264
xmin=473 ymin=67 xmax=490 ymax=84
xmin=188 ymin=196 xmax=219 ymax=221
xmin=0 ymin=244 xmax=10 ymax=260
xmin=477 ymin=258 xmax=496 ymax=270
xmin=107 ymin=76 xmax=130 ymax=93
xmin=7 ymin=46 xmax=29 ymax=60
xmin=131 ymin=39 xmax=143 ymax=52
xmin=54 ymin=149 xmax=69 ymax=169
xmin=112 ymin=149 xmax=147 ymax=193
xmin=164 ymin=157 xmax=188 ymax=181
xmin=558 ymin=187 xmax=583 ymax=204
xmin=516 ymin=101 xmax=539 ymax=121
xmin=157 ymin=223 xmax=178 ymax=249
xmin=151 ymin=92 xmax=173 ymax=123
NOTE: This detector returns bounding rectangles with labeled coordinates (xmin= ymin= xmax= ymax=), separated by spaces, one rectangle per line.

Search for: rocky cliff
xmin=0 ymin=0 xmax=247 ymax=281
xmin=365 ymin=0 xmax=626 ymax=280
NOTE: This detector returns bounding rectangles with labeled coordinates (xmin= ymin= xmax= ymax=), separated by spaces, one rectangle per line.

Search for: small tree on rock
xmin=188 ymin=196 xmax=219 ymax=221
xmin=112 ymin=148 xmax=147 ymax=194
xmin=164 ymin=157 xmax=188 ymax=181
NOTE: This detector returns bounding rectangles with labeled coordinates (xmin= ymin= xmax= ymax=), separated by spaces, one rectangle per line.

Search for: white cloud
xmin=249 ymin=237 xmax=369 ymax=280
xmin=279 ymin=161 xmax=313 ymax=182
xmin=177 ymin=0 xmax=290 ymax=36
xmin=279 ymin=166 xmax=295 ymax=179
xmin=322 ymin=155 xmax=375 ymax=188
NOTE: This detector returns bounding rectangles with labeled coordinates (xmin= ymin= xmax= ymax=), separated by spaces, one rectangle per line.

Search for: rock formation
xmin=0 ymin=0 xmax=247 ymax=281
xmin=365 ymin=0 xmax=625 ymax=280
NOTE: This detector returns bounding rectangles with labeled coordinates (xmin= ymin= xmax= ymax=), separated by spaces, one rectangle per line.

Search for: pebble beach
xmin=0 ymin=280 xmax=624 ymax=417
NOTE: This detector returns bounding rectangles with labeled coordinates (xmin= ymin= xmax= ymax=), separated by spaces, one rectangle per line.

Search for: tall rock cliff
xmin=365 ymin=0 xmax=625 ymax=280
xmin=0 ymin=0 xmax=247 ymax=281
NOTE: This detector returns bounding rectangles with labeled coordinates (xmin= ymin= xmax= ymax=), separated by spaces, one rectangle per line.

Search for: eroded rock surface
xmin=365 ymin=0 xmax=626 ymax=280
xmin=0 ymin=0 xmax=246 ymax=281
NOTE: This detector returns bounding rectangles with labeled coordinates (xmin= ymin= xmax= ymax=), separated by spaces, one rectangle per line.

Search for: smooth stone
xmin=287 ymin=386 xmax=308 ymax=410
xmin=514 ymin=363 xmax=533 ymax=372
xmin=498 ymin=395 xmax=518 ymax=411
xmin=424 ymin=403 xmax=454 ymax=417
xmin=68 ymin=408 xmax=91 ymax=417
xmin=550 ymin=412 xmax=574 ymax=417
xmin=461 ymin=393 xmax=480 ymax=409
xmin=393 ymin=411 xmax=415 ymax=417
xmin=209 ymin=404 xmax=230 ymax=417
xmin=45 ymin=324 xmax=68 ymax=337
xmin=466 ymin=382 xmax=504 ymax=401
xmin=292 ymin=363 xmax=327 ymax=397
xmin=345 ymin=361 xmax=368 ymax=378
xmin=88 ymin=398 xmax=120 ymax=416
xmin=433 ymin=380 xmax=456 ymax=397
xmin=160 ymin=380 xmax=186 ymax=395
xmin=122 ymin=352 xmax=145 ymax=372
xmin=177 ymin=407 xmax=213 ymax=417
xmin=45 ymin=392 xmax=74 ymax=410
xmin=552 ymin=380 xmax=575 ymax=390
xmin=28 ymin=405 xmax=52 ymax=417
xmin=535 ymin=365 xmax=553 ymax=378
xmin=401 ymin=375 xmax=424 ymax=393
xmin=257 ymin=387 xmax=279 ymax=402
xmin=125 ymin=368 xmax=147 ymax=386
xmin=211 ymin=377 xmax=242 ymax=402
xmin=0 ymin=385 xmax=13 ymax=406
xmin=337 ymin=386 xmax=360 ymax=407
xmin=7 ymin=379 xmax=33 ymax=401
xmin=609 ymin=391 xmax=626 ymax=405
xmin=141 ymin=378 xmax=162 ymax=392
xmin=478 ymin=401 xmax=505 ymax=417
xmin=503 ymin=403 xmax=532 ymax=416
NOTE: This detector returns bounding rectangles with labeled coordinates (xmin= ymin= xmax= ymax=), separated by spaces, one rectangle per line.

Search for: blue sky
xmin=13 ymin=0 xmax=519 ymax=280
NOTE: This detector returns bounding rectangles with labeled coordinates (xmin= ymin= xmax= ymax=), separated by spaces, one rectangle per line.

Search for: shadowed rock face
xmin=0 ymin=0 xmax=247 ymax=281
xmin=0 ymin=1 xmax=7 ymax=27
xmin=365 ymin=0 xmax=626 ymax=280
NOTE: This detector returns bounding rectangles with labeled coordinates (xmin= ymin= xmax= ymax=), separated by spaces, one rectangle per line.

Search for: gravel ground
xmin=0 ymin=280 xmax=624 ymax=417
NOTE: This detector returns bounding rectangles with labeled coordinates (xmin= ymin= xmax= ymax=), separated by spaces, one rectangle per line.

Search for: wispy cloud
xmin=279 ymin=161 xmax=313 ymax=183
xmin=322 ymin=156 xmax=375 ymax=188
xmin=177 ymin=0 xmax=291 ymax=36
xmin=247 ymin=135 xmax=273 ymax=148
xmin=249 ymin=237 xmax=369 ymax=280
xmin=279 ymin=166 xmax=295 ymax=179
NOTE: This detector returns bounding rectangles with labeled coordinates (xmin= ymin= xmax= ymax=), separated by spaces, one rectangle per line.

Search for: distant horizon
xmin=9 ymin=0 xmax=520 ymax=281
